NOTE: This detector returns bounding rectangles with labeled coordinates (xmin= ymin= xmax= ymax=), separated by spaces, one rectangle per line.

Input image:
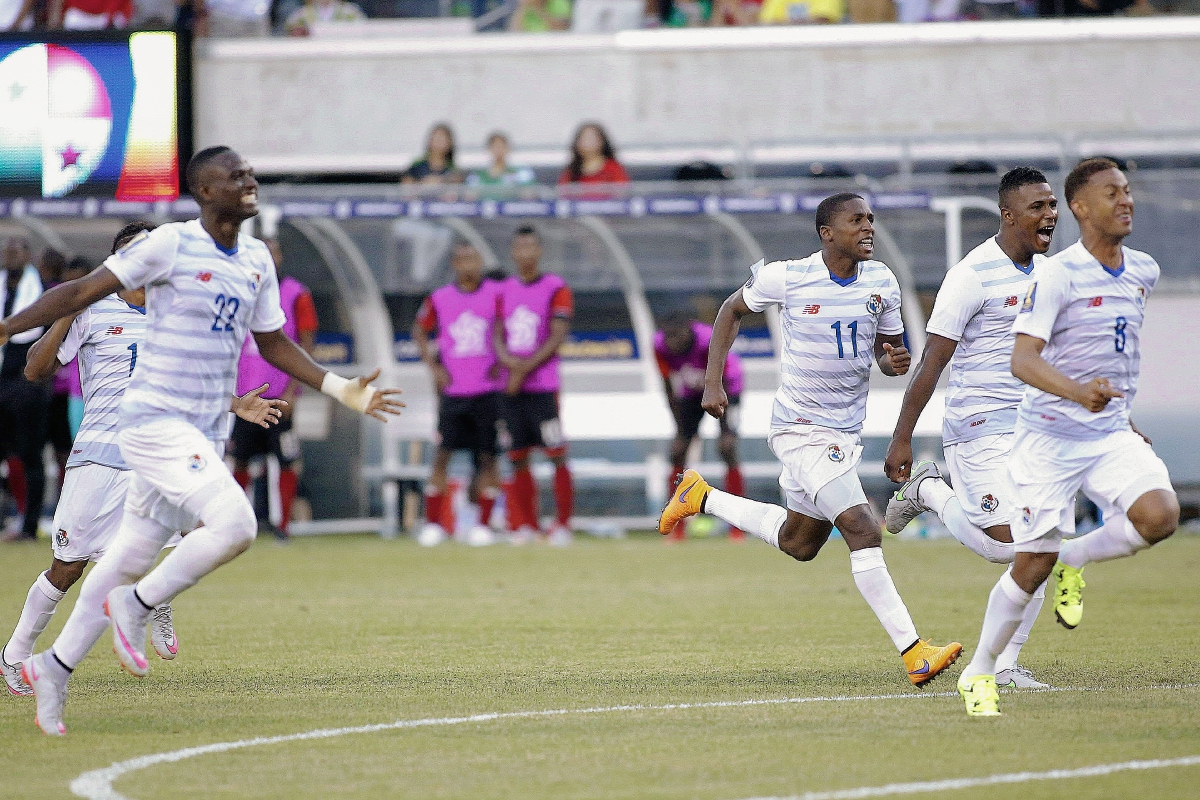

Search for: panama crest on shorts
xmin=1022 ymin=507 xmax=1032 ymax=525
xmin=827 ymin=445 xmax=846 ymax=463
xmin=980 ymin=494 xmax=999 ymax=514
xmin=187 ymin=454 xmax=208 ymax=472
xmin=55 ymin=529 xmax=69 ymax=549
xmin=866 ymin=294 xmax=884 ymax=315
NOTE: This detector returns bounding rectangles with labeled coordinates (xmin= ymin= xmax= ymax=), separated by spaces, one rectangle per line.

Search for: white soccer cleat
xmin=464 ymin=525 xmax=497 ymax=547
xmin=996 ymin=665 xmax=1050 ymax=689
xmin=416 ymin=523 xmax=449 ymax=547
xmin=22 ymin=653 xmax=68 ymax=735
xmin=884 ymin=460 xmax=940 ymax=534
xmin=105 ymin=585 xmax=152 ymax=677
xmin=151 ymin=604 xmax=179 ymax=660
xmin=2 ymin=645 xmax=32 ymax=696
xmin=547 ymin=524 xmax=573 ymax=547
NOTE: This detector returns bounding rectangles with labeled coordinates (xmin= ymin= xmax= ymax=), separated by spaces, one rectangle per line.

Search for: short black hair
xmin=185 ymin=145 xmax=233 ymax=194
xmin=814 ymin=192 xmax=865 ymax=234
xmin=67 ymin=255 xmax=93 ymax=273
xmin=998 ymin=166 xmax=1049 ymax=208
xmin=660 ymin=309 xmax=693 ymax=330
xmin=112 ymin=221 xmax=157 ymax=254
xmin=1064 ymin=157 xmax=1121 ymax=205
xmin=513 ymin=224 xmax=540 ymax=241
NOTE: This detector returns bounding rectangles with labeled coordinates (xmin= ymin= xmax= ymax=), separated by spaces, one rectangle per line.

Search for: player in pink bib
xmin=655 ymin=314 xmax=746 ymax=540
xmin=494 ymin=225 xmax=574 ymax=545
xmin=413 ymin=241 xmax=504 ymax=546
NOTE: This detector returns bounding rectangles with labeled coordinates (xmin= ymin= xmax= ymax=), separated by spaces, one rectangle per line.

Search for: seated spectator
xmin=759 ymin=0 xmax=843 ymax=21
xmin=284 ymin=0 xmax=364 ymax=35
xmin=508 ymin=0 xmax=571 ymax=30
xmin=50 ymin=0 xmax=131 ymax=28
xmin=467 ymin=133 xmax=535 ymax=189
xmin=558 ymin=123 xmax=630 ymax=186
xmin=402 ymin=123 xmax=464 ymax=186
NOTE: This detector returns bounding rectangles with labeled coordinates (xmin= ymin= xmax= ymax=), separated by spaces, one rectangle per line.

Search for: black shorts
xmin=438 ymin=392 xmax=500 ymax=455
xmin=228 ymin=416 xmax=300 ymax=467
xmin=499 ymin=391 xmax=565 ymax=453
xmin=47 ymin=391 xmax=73 ymax=454
xmin=675 ymin=394 xmax=740 ymax=441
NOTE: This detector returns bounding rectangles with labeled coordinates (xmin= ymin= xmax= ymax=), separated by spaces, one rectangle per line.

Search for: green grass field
xmin=1 ymin=532 xmax=1198 ymax=799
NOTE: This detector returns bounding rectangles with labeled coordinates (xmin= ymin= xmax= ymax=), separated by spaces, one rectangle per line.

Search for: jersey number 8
xmin=1114 ymin=316 xmax=1127 ymax=353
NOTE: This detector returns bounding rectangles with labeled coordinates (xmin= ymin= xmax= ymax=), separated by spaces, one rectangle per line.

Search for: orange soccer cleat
xmin=658 ymin=469 xmax=711 ymax=535
xmin=902 ymin=639 xmax=963 ymax=686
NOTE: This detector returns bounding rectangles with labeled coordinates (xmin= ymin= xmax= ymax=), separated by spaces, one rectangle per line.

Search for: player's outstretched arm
xmin=884 ymin=334 xmax=957 ymax=482
xmin=703 ymin=289 xmax=750 ymax=419
xmin=1011 ymin=333 xmax=1122 ymax=413
xmin=0 ymin=268 xmax=121 ymax=347
xmin=412 ymin=317 xmax=450 ymax=394
xmin=23 ymin=315 xmax=77 ymax=383
xmin=253 ymin=329 xmax=405 ymax=421
xmin=230 ymin=384 xmax=287 ymax=429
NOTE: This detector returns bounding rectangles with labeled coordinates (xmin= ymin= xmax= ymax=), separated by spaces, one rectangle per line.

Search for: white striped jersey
xmin=926 ymin=236 xmax=1046 ymax=445
xmin=1012 ymin=240 xmax=1159 ymax=441
xmin=104 ymin=220 xmax=286 ymax=441
xmin=56 ymin=294 xmax=147 ymax=470
xmin=742 ymin=253 xmax=904 ymax=433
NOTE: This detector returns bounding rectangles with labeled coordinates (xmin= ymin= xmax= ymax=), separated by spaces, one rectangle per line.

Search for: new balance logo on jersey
xmin=1088 ymin=296 xmax=1103 ymax=307
xmin=981 ymin=495 xmax=999 ymax=513
xmin=1004 ymin=296 xmax=1018 ymax=307
xmin=106 ymin=326 xmax=124 ymax=335
xmin=866 ymin=294 xmax=884 ymax=314
xmin=802 ymin=304 xmax=821 ymax=314
xmin=196 ymin=272 xmax=213 ymax=282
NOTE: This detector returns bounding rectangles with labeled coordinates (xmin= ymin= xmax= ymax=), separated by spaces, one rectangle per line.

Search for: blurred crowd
xmin=1 ymin=0 xmax=1179 ymax=38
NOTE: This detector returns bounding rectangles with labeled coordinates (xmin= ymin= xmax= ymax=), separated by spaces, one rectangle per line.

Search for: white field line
xmin=70 ymin=684 xmax=1196 ymax=800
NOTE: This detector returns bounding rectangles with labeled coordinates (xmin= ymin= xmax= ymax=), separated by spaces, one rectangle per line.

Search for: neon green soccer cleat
xmin=1052 ymin=561 xmax=1085 ymax=630
xmin=957 ymin=673 xmax=1001 ymax=717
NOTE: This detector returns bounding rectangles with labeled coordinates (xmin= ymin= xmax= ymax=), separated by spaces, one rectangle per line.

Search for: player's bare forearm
xmin=1011 ymin=333 xmax=1122 ymax=412
xmin=874 ymin=333 xmax=909 ymax=377
xmin=523 ymin=318 xmax=570 ymax=372
xmin=492 ymin=317 xmax=518 ymax=368
xmin=23 ymin=316 xmax=74 ymax=383
xmin=0 ymin=268 xmax=120 ymax=344
xmin=412 ymin=322 xmax=437 ymax=369
xmin=706 ymin=290 xmax=748 ymax=390
xmin=254 ymin=329 xmax=328 ymax=391
xmin=891 ymin=334 xmax=956 ymax=441
xmin=299 ymin=329 xmax=316 ymax=356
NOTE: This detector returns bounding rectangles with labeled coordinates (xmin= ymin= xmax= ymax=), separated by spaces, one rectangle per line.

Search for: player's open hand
xmin=358 ymin=369 xmax=406 ymax=422
xmin=884 ymin=437 xmax=913 ymax=483
xmin=1077 ymin=377 xmax=1123 ymax=412
xmin=232 ymin=384 xmax=287 ymax=429
xmin=881 ymin=343 xmax=910 ymax=375
xmin=702 ymin=383 xmax=728 ymax=419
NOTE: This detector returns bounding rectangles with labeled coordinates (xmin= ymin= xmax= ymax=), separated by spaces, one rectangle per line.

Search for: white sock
xmin=5 ymin=573 xmax=68 ymax=664
xmin=916 ymin=477 xmax=955 ymax=515
xmin=994 ymin=578 xmax=1045 ymax=674
xmin=849 ymin=547 xmax=920 ymax=652
xmin=963 ymin=571 xmax=1033 ymax=679
xmin=704 ymin=489 xmax=786 ymax=549
xmin=1059 ymin=515 xmax=1149 ymax=569
xmin=136 ymin=488 xmax=256 ymax=607
xmin=941 ymin=499 xmax=1014 ymax=564
xmin=53 ymin=513 xmax=176 ymax=669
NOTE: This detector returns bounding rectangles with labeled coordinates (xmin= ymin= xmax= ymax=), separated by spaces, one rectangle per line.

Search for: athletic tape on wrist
xmin=320 ymin=372 xmax=374 ymax=414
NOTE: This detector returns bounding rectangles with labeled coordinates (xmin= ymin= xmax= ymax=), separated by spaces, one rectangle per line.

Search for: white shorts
xmin=769 ymin=427 xmax=867 ymax=522
xmin=944 ymin=433 xmax=1015 ymax=528
xmin=119 ymin=419 xmax=234 ymax=533
xmin=51 ymin=464 xmax=184 ymax=562
xmin=1008 ymin=427 xmax=1174 ymax=553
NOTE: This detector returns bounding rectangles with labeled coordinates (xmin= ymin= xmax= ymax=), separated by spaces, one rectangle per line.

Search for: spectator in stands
xmin=467 ymin=133 xmax=536 ymax=190
xmin=49 ymin=0 xmax=131 ymax=27
xmin=197 ymin=0 xmax=272 ymax=36
xmin=284 ymin=0 xmax=364 ymax=35
xmin=759 ymin=0 xmax=843 ymax=22
xmin=1 ymin=0 xmax=36 ymax=30
xmin=508 ymin=0 xmax=571 ymax=30
xmin=0 ymin=237 xmax=47 ymax=543
xmin=231 ymin=238 xmax=318 ymax=540
xmin=558 ymin=123 xmax=630 ymax=186
xmin=402 ymin=124 xmax=465 ymax=186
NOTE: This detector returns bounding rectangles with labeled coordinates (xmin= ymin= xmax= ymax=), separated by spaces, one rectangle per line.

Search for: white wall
xmin=196 ymin=18 xmax=1200 ymax=174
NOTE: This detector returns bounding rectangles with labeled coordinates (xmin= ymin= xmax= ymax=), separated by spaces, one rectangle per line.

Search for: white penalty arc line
xmin=70 ymin=684 xmax=1198 ymax=800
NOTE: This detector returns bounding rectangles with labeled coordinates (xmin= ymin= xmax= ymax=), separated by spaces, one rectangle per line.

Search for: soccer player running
xmin=495 ymin=225 xmax=574 ymax=546
xmin=0 ymin=146 xmax=404 ymax=735
xmin=956 ymin=158 xmax=1179 ymax=717
xmin=655 ymin=311 xmax=746 ymax=541
xmin=0 ymin=222 xmax=284 ymax=696
xmin=413 ymin=241 xmax=504 ymax=547
xmin=231 ymin=237 xmax=319 ymax=540
xmin=882 ymin=167 xmax=1059 ymax=690
xmin=659 ymin=193 xmax=963 ymax=686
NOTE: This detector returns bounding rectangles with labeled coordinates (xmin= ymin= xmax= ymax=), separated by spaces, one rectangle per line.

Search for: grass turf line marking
xmin=736 ymin=755 xmax=1200 ymax=800
xmin=69 ymin=684 xmax=1196 ymax=800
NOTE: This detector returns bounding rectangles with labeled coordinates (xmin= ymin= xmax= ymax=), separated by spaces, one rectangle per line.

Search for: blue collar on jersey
xmin=1012 ymin=259 xmax=1034 ymax=275
xmin=125 ymin=302 xmax=146 ymax=314
xmin=214 ymin=240 xmax=239 ymax=256
xmin=1101 ymin=260 xmax=1125 ymax=278
xmin=827 ymin=269 xmax=859 ymax=287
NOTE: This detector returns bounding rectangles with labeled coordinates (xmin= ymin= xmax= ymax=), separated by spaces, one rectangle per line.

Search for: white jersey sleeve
xmin=1011 ymin=261 xmax=1070 ymax=343
xmin=104 ymin=226 xmax=180 ymax=290
xmin=248 ymin=260 xmax=287 ymax=334
xmin=56 ymin=307 xmax=91 ymax=365
xmin=926 ymin=267 xmax=985 ymax=342
xmin=742 ymin=260 xmax=788 ymax=313
xmin=878 ymin=275 xmax=904 ymax=336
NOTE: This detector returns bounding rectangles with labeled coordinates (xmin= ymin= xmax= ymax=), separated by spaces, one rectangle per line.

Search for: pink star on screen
xmin=60 ymin=145 xmax=81 ymax=169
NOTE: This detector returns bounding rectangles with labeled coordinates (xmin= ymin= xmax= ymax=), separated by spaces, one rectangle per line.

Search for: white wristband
xmin=320 ymin=371 xmax=374 ymax=414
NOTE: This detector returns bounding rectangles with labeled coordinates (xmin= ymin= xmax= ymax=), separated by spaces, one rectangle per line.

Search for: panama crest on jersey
xmin=187 ymin=453 xmax=207 ymax=472
xmin=55 ymin=529 xmax=69 ymax=548
xmin=826 ymin=445 xmax=846 ymax=463
xmin=248 ymin=271 xmax=262 ymax=292
xmin=1136 ymin=286 xmax=1146 ymax=307
xmin=980 ymin=494 xmax=999 ymax=514
xmin=1022 ymin=507 xmax=1032 ymax=525
xmin=865 ymin=294 xmax=884 ymax=315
